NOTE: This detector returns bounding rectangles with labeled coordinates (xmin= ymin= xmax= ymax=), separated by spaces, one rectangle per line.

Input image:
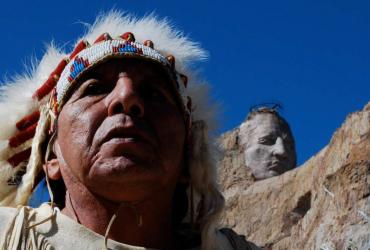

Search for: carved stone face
xmin=239 ymin=112 xmax=296 ymax=180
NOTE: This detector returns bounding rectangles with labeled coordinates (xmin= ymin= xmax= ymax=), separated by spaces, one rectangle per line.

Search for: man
xmin=0 ymin=12 xmax=259 ymax=249
xmin=239 ymin=107 xmax=296 ymax=180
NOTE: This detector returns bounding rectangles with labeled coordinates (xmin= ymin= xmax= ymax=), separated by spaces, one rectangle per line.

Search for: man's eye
xmin=150 ymin=90 xmax=163 ymax=99
xmin=83 ymin=82 xmax=111 ymax=96
xmin=143 ymin=87 xmax=166 ymax=102
xmin=258 ymin=136 xmax=275 ymax=145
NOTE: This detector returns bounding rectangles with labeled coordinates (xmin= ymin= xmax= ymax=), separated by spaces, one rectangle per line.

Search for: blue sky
xmin=0 ymin=0 xmax=369 ymax=165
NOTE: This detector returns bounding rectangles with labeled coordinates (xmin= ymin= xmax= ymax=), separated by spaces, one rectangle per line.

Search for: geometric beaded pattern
xmin=56 ymin=39 xmax=176 ymax=107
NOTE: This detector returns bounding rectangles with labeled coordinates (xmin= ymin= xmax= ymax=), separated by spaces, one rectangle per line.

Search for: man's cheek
xmin=68 ymin=111 xmax=98 ymax=148
xmin=247 ymin=146 xmax=263 ymax=160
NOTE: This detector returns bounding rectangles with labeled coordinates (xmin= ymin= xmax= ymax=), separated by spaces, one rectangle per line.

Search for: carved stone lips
xmin=268 ymin=161 xmax=286 ymax=172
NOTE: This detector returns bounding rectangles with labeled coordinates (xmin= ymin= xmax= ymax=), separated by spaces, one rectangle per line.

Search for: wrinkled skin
xmin=54 ymin=58 xmax=186 ymax=203
xmin=47 ymin=58 xmax=188 ymax=248
xmin=240 ymin=113 xmax=296 ymax=180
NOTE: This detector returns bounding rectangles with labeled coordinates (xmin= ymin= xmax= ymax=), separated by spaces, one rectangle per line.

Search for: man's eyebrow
xmin=82 ymin=68 xmax=106 ymax=79
xmin=149 ymin=77 xmax=171 ymax=89
xmin=76 ymin=66 xmax=113 ymax=87
xmin=282 ymin=133 xmax=293 ymax=140
xmin=68 ymin=70 xmax=103 ymax=99
xmin=142 ymin=69 xmax=173 ymax=87
xmin=259 ymin=132 xmax=276 ymax=137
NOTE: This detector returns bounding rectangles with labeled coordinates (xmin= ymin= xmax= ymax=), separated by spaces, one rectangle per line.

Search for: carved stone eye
xmin=258 ymin=136 xmax=276 ymax=145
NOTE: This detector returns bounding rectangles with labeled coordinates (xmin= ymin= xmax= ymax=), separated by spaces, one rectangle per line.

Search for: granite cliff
xmin=218 ymin=102 xmax=370 ymax=249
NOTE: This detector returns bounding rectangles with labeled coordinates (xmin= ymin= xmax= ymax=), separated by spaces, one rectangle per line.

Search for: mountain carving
xmin=218 ymin=102 xmax=370 ymax=249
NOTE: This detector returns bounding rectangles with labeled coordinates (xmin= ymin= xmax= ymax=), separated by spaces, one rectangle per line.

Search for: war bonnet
xmin=0 ymin=10 xmax=223 ymax=230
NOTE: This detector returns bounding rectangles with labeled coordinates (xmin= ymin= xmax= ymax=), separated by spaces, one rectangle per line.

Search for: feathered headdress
xmin=0 ymin=10 xmax=224 ymax=248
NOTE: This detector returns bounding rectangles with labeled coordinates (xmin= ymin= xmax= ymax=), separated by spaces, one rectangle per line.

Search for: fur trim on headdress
xmin=0 ymin=10 xmax=223 ymax=249
xmin=82 ymin=11 xmax=208 ymax=73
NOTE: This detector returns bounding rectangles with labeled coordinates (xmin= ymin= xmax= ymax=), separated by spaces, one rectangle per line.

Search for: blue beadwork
xmin=70 ymin=60 xmax=86 ymax=80
xmin=118 ymin=44 xmax=138 ymax=53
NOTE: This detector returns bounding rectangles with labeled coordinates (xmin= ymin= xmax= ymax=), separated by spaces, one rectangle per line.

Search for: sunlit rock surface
xmin=218 ymin=102 xmax=370 ymax=250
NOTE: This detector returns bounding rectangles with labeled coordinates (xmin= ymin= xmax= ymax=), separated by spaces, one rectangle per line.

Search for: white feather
xmin=0 ymin=46 xmax=66 ymax=140
xmin=81 ymin=10 xmax=208 ymax=73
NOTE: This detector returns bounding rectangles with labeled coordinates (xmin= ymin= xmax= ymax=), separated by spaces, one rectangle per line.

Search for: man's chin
xmin=85 ymin=156 xmax=172 ymax=202
xmin=89 ymin=156 xmax=164 ymax=184
xmin=253 ymin=169 xmax=280 ymax=180
xmin=267 ymin=170 xmax=280 ymax=177
xmin=88 ymin=179 xmax=165 ymax=203
xmin=90 ymin=155 xmax=154 ymax=177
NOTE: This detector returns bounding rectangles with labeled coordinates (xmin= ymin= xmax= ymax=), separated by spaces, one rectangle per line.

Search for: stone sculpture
xmin=239 ymin=107 xmax=296 ymax=180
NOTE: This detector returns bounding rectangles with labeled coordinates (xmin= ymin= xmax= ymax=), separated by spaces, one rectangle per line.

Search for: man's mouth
xmin=100 ymin=126 xmax=157 ymax=149
xmin=105 ymin=136 xmax=140 ymax=144
xmin=95 ymin=124 xmax=159 ymax=164
xmin=268 ymin=161 xmax=286 ymax=173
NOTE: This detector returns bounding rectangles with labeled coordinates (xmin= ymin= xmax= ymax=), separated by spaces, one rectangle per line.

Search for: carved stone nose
xmin=273 ymin=137 xmax=287 ymax=157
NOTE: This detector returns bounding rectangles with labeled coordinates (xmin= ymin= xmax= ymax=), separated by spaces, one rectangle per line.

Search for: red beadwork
xmin=15 ymin=110 xmax=40 ymax=131
xmin=9 ymin=123 xmax=38 ymax=148
xmin=69 ymin=40 xmax=88 ymax=60
xmin=7 ymin=148 xmax=32 ymax=167
xmin=120 ymin=32 xmax=135 ymax=42
xmin=143 ymin=40 xmax=154 ymax=48
xmin=94 ymin=33 xmax=112 ymax=44
xmin=83 ymin=58 xmax=89 ymax=67
xmin=32 ymin=58 xmax=68 ymax=100
xmin=51 ymin=58 xmax=68 ymax=76
xmin=32 ymin=75 xmax=59 ymax=100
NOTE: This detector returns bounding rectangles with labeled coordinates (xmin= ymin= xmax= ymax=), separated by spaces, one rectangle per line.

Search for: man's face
xmin=54 ymin=59 xmax=186 ymax=202
xmin=240 ymin=113 xmax=296 ymax=180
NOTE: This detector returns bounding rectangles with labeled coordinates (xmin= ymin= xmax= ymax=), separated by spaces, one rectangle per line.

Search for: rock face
xmin=218 ymin=103 xmax=370 ymax=250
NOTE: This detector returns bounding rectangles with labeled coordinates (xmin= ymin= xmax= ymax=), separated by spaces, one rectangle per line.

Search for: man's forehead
xmin=245 ymin=114 xmax=285 ymax=135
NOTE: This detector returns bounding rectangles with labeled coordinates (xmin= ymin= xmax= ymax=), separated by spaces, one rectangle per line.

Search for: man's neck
xmin=62 ymin=186 xmax=174 ymax=250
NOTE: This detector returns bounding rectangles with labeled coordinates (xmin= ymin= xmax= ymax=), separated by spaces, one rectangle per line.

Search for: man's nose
xmin=107 ymin=74 xmax=144 ymax=118
xmin=272 ymin=137 xmax=287 ymax=159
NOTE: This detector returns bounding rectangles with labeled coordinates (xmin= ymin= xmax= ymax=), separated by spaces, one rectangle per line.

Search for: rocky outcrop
xmin=218 ymin=102 xmax=370 ymax=249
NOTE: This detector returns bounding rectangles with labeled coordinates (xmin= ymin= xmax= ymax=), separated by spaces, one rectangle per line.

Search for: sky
xmin=0 ymin=0 xmax=369 ymax=165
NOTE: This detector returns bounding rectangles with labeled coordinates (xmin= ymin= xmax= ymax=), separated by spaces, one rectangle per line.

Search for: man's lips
xmin=101 ymin=137 xmax=156 ymax=163
xmin=95 ymin=126 xmax=159 ymax=165
xmin=99 ymin=126 xmax=157 ymax=149
xmin=268 ymin=161 xmax=287 ymax=172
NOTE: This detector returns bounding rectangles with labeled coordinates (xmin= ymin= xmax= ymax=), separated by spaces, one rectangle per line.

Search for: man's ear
xmin=43 ymin=158 xmax=61 ymax=181
xmin=43 ymin=139 xmax=62 ymax=181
